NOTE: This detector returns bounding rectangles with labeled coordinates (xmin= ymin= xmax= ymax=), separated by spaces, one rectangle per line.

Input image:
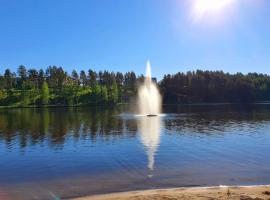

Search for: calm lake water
xmin=0 ymin=104 xmax=270 ymax=200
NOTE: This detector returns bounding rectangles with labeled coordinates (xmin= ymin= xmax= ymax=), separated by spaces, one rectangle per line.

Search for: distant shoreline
xmin=0 ymin=103 xmax=126 ymax=109
xmin=163 ymin=101 xmax=270 ymax=106
xmin=1 ymin=101 xmax=270 ymax=109
xmin=70 ymin=185 xmax=270 ymax=200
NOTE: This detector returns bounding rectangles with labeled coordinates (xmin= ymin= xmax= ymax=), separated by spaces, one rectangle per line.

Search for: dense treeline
xmin=0 ymin=65 xmax=138 ymax=106
xmin=160 ymin=70 xmax=270 ymax=103
xmin=1 ymin=66 xmax=270 ymax=106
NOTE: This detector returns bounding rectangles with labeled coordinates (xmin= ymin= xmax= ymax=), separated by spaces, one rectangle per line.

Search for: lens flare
xmin=192 ymin=0 xmax=234 ymax=20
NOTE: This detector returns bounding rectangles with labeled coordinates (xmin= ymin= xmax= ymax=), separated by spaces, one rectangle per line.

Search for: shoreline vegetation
xmin=70 ymin=185 xmax=270 ymax=200
xmin=1 ymin=66 xmax=270 ymax=107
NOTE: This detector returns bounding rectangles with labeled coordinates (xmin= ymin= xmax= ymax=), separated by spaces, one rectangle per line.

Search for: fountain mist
xmin=138 ymin=61 xmax=162 ymax=115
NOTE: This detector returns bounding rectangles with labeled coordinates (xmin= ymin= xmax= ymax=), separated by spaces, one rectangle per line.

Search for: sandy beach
xmin=71 ymin=185 xmax=270 ymax=200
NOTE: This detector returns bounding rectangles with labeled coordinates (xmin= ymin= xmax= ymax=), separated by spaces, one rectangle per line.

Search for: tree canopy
xmin=0 ymin=66 xmax=137 ymax=106
xmin=0 ymin=66 xmax=270 ymax=106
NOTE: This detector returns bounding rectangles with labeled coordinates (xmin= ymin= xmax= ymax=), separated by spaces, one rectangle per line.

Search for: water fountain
xmin=138 ymin=61 xmax=162 ymax=116
xmin=137 ymin=61 xmax=162 ymax=173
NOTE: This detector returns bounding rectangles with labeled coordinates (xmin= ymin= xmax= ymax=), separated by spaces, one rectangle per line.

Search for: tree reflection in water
xmin=0 ymin=107 xmax=137 ymax=149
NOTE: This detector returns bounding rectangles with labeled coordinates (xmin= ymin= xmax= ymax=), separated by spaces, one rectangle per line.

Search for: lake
xmin=0 ymin=104 xmax=270 ymax=200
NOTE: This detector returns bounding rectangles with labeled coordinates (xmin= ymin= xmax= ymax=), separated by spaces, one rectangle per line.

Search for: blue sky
xmin=0 ymin=0 xmax=269 ymax=79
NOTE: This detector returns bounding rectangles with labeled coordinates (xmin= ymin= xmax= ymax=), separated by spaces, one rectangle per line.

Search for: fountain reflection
xmin=138 ymin=116 xmax=161 ymax=173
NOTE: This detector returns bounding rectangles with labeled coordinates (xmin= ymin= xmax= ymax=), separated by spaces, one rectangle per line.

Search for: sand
xmin=70 ymin=185 xmax=270 ymax=200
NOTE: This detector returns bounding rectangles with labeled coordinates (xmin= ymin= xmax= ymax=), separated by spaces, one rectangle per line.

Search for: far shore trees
xmin=0 ymin=66 xmax=270 ymax=106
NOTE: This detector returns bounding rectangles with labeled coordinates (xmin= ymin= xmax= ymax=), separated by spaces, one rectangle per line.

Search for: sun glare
xmin=192 ymin=0 xmax=234 ymax=20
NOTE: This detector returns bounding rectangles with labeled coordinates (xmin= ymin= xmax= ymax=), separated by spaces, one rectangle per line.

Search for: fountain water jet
xmin=138 ymin=61 xmax=162 ymax=116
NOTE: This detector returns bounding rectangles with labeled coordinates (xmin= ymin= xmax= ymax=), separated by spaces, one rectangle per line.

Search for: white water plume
xmin=137 ymin=61 xmax=162 ymax=115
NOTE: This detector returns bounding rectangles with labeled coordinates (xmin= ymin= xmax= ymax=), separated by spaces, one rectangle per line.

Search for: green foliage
xmin=2 ymin=65 xmax=270 ymax=107
xmin=0 ymin=90 xmax=8 ymax=105
xmin=160 ymin=70 xmax=270 ymax=104
xmin=62 ymin=85 xmax=75 ymax=105
xmin=41 ymin=82 xmax=49 ymax=105
xmin=92 ymin=84 xmax=101 ymax=104
xmin=21 ymin=89 xmax=31 ymax=106
xmin=0 ymin=65 xmax=138 ymax=106
xmin=100 ymin=86 xmax=108 ymax=103
xmin=77 ymin=87 xmax=91 ymax=104
xmin=3 ymin=65 xmax=270 ymax=106
xmin=4 ymin=89 xmax=21 ymax=106
xmin=109 ymin=80 xmax=118 ymax=104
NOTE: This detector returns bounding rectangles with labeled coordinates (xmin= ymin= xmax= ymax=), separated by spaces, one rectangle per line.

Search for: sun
xmin=192 ymin=0 xmax=234 ymax=20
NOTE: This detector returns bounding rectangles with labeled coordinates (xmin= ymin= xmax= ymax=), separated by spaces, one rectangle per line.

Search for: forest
xmin=160 ymin=70 xmax=270 ymax=104
xmin=0 ymin=66 xmax=270 ymax=106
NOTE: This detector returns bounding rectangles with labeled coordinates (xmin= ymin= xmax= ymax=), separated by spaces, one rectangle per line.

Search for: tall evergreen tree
xmin=4 ymin=69 xmax=13 ymax=89
xmin=88 ymin=70 xmax=97 ymax=87
xmin=80 ymin=70 xmax=87 ymax=86
xmin=72 ymin=69 xmax=79 ymax=85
